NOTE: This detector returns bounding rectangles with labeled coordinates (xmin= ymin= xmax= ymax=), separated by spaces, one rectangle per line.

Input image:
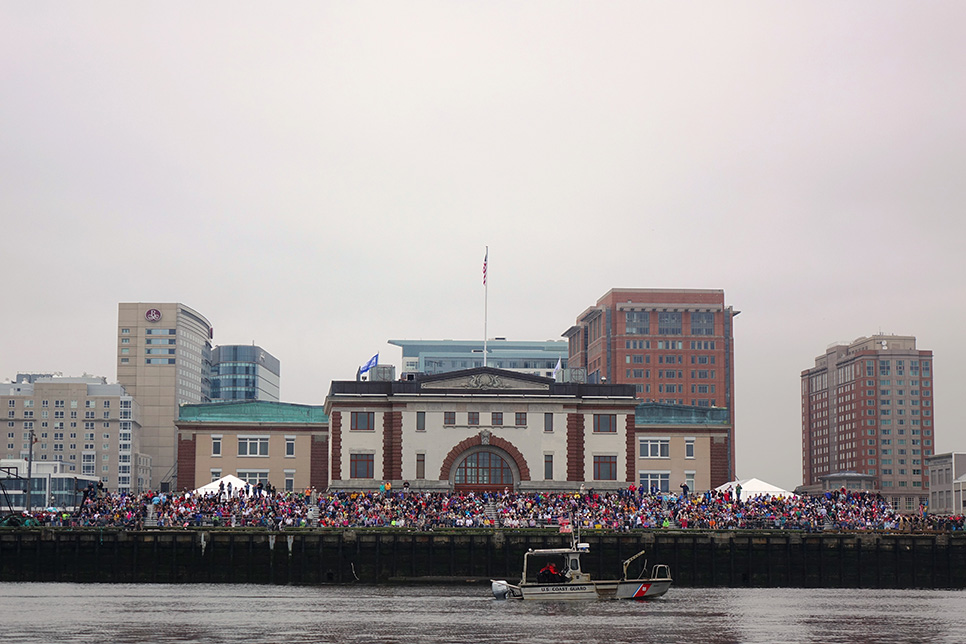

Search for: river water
xmin=0 ymin=582 xmax=963 ymax=644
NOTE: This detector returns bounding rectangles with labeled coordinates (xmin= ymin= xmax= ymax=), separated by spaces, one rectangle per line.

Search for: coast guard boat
xmin=491 ymin=530 xmax=672 ymax=601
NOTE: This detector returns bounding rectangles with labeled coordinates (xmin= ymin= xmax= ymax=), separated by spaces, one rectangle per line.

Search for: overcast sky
xmin=3 ymin=3 xmax=965 ymax=492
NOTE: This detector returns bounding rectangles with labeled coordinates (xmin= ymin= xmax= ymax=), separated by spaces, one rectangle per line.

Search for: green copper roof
xmin=179 ymin=401 xmax=328 ymax=424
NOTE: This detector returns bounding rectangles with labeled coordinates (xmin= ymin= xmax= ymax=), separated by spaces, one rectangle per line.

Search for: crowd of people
xmin=19 ymin=484 xmax=966 ymax=533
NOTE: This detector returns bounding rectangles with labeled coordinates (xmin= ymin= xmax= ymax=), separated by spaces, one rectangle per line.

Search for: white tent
xmin=193 ymin=474 xmax=250 ymax=497
xmin=714 ymin=477 xmax=795 ymax=499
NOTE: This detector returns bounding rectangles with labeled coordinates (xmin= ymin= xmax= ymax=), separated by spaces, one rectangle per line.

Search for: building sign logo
xmin=145 ymin=308 xmax=162 ymax=322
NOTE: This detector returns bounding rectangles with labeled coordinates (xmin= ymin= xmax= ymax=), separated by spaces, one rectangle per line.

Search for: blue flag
xmin=360 ymin=353 xmax=379 ymax=374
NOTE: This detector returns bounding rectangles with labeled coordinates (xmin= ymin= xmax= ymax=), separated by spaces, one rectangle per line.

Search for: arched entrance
xmin=453 ymin=449 xmax=515 ymax=493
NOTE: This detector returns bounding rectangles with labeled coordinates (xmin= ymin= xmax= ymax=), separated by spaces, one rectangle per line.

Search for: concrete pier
xmin=1 ymin=529 xmax=964 ymax=588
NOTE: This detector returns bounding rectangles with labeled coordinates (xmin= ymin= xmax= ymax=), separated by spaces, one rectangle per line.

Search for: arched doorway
xmin=453 ymin=449 xmax=515 ymax=493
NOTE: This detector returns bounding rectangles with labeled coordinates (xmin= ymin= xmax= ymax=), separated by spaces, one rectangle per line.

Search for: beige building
xmin=324 ymin=367 xmax=641 ymax=492
xmin=2 ymin=376 xmax=150 ymax=492
xmin=117 ymin=302 xmax=213 ymax=491
xmin=176 ymin=401 xmax=329 ymax=493
xmin=634 ymin=403 xmax=731 ymax=494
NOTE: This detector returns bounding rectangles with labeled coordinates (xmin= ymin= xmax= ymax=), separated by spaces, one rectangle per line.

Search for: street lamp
xmin=26 ymin=429 xmax=35 ymax=514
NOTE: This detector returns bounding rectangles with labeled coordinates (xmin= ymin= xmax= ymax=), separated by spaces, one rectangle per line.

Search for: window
xmin=690 ymin=312 xmax=714 ymax=336
xmin=544 ymin=454 xmax=554 ymax=480
xmin=444 ymin=411 xmax=456 ymax=425
xmin=237 ymin=470 xmax=270 ymax=486
xmin=238 ymin=436 xmax=269 ymax=457
xmin=657 ymin=311 xmax=682 ymax=335
xmin=455 ymin=452 xmax=513 ymax=485
xmin=350 ymin=453 xmax=374 ymax=479
xmin=544 ymin=413 xmax=554 ymax=433
xmin=640 ymin=439 xmax=670 ymax=458
xmin=625 ymin=311 xmax=648 ymax=335
xmin=491 ymin=412 xmax=503 ymax=426
xmin=594 ymin=414 xmax=617 ymax=433
xmin=212 ymin=436 xmax=222 ymax=457
xmin=210 ymin=469 xmax=222 ymax=482
xmin=685 ymin=438 xmax=695 ymax=459
xmin=416 ymin=453 xmax=425 ymax=480
xmin=416 ymin=411 xmax=426 ymax=431
xmin=640 ymin=471 xmax=670 ymax=493
xmin=350 ymin=411 xmax=375 ymax=431
xmin=467 ymin=411 xmax=480 ymax=426
xmin=594 ymin=455 xmax=617 ymax=480
xmin=514 ymin=412 xmax=527 ymax=427
xmin=284 ymin=470 xmax=295 ymax=492
xmin=285 ymin=436 xmax=295 ymax=457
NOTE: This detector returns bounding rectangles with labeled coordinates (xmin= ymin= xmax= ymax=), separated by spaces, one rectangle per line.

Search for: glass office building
xmin=388 ymin=339 xmax=567 ymax=379
xmin=211 ymin=345 xmax=280 ymax=402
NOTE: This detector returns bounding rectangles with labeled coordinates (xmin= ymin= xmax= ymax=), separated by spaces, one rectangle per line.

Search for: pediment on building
xmin=419 ymin=367 xmax=551 ymax=392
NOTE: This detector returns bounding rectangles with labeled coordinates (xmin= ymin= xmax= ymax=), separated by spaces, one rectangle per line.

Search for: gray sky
xmin=3 ymin=2 xmax=965 ymax=492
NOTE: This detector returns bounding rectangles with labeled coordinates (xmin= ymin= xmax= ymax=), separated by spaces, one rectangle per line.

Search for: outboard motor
xmin=491 ymin=580 xmax=510 ymax=600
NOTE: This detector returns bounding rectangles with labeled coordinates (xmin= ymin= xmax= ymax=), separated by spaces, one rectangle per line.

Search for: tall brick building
xmin=563 ymin=288 xmax=738 ymax=485
xmin=801 ymin=335 xmax=934 ymax=513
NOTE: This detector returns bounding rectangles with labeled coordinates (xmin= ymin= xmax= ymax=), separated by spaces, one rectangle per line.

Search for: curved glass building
xmin=211 ymin=345 xmax=280 ymax=402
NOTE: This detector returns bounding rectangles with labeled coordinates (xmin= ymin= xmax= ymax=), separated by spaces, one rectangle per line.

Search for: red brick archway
xmin=439 ymin=434 xmax=531 ymax=487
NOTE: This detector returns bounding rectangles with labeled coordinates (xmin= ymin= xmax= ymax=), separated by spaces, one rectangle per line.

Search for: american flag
xmin=482 ymin=248 xmax=488 ymax=285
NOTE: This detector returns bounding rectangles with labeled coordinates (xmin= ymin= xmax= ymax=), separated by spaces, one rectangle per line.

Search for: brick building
xmin=801 ymin=334 xmax=934 ymax=513
xmin=563 ymin=288 xmax=737 ymax=485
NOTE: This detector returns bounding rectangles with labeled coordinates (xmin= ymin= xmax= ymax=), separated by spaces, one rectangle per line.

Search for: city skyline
xmin=3 ymin=3 xmax=965 ymax=492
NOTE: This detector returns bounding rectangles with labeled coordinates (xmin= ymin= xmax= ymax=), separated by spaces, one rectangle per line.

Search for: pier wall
xmin=1 ymin=529 xmax=964 ymax=588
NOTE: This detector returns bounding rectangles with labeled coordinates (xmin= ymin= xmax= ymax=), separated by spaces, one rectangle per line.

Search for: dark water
xmin=0 ymin=582 xmax=963 ymax=644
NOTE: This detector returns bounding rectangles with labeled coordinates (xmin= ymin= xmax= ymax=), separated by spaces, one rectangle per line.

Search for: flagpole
xmin=483 ymin=246 xmax=488 ymax=367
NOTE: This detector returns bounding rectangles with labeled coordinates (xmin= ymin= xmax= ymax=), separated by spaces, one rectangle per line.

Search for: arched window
xmin=455 ymin=451 xmax=513 ymax=486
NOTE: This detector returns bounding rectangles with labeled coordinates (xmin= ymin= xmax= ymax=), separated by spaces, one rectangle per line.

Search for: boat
xmin=491 ymin=530 xmax=672 ymax=601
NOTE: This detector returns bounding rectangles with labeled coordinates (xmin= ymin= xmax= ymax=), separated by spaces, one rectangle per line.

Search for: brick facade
xmin=177 ymin=434 xmax=197 ymax=492
xmin=330 ymin=411 xmax=342 ymax=482
xmin=382 ymin=410 xmax=403 ymax=481
xmin=310 ymin=435 xmax=329 ymax=491
xmin=710 ymin=435 xmax=730 ymax=488
xmin=566 ymin=412 xmax=585 ymax=481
